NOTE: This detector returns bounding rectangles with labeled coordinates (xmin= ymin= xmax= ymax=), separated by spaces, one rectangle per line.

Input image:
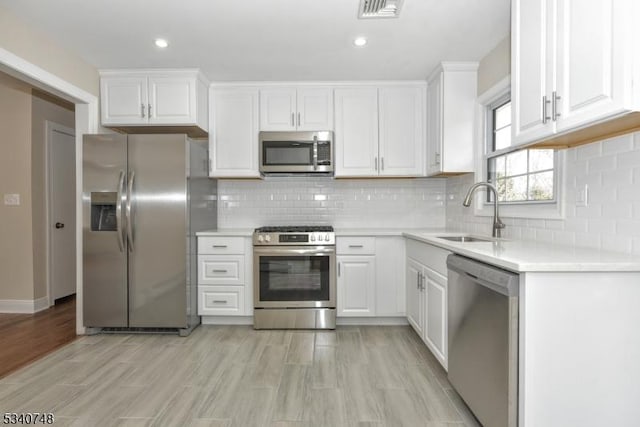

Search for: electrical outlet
xmin=576 ymin=185 xmax=589 ymax=207
xmin=4 ymin=193 xmax=20 ymax=206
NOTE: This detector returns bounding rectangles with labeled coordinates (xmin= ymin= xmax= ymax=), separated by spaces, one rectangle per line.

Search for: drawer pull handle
xmin=348 ymin=245 xmax=364 ymax=248
xmin=212 ymin=245 xmax=228 ymax=248
xmin=212 ymin=269 xmax=228 ymax=273
xmin=212 ymin=300 xmax=227 ymax=304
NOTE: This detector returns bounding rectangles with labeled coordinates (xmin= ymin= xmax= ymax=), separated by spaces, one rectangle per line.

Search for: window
xmin=485 ymin=98 xmax=556 ymax=203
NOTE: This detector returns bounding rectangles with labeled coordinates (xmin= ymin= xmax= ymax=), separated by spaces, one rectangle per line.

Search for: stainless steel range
xmin=253 ymin=226 xmax=336 ymax=329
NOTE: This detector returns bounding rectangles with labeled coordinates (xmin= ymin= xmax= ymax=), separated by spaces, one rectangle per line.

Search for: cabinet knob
xmin=55 ymin=222 xmax=65 ymax=229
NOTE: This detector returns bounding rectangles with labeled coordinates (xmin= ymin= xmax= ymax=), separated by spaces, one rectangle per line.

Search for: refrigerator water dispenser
xmin=90 ymin=192 xmax=118 ymax=231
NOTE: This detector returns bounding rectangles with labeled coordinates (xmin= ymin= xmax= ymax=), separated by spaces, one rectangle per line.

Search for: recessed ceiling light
xmin=154 ymin=38 xmax=169 ymax=48
xmin=353 ymin=37 xmax=368 ymax=47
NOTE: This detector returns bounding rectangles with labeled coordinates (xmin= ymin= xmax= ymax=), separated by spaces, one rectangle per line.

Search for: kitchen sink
xmin=436 ymin=236 xmax=495 ymax=243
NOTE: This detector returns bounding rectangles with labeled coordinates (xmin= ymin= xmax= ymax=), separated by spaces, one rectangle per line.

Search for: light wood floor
xmin=0 ymin=295 xmax=76 ymax=379
xmin=0 ymin=325 xmax=479 ymax=427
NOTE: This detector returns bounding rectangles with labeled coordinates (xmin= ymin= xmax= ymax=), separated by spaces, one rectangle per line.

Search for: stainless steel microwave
xmin=259 ymin=131 xmax=333 ymax=175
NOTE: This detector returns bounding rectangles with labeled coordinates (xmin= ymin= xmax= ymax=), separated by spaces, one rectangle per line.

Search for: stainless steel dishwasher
xmin=447 ymin=254 xmax=519 ymax=427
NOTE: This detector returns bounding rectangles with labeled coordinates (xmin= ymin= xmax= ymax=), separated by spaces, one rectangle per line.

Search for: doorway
xmin=46 ymin=121 xmax=76 ymax=305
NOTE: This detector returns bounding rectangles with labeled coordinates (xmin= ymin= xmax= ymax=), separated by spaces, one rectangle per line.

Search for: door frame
xmin=45 ymin=121 xmax=76 ymax=307
xmin=0 ymin=47 xmax=99 ymax=334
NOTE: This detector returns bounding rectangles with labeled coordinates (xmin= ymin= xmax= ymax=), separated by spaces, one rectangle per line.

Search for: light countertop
xmin=403 ymin=231 xmax=640 ymax=273
xmin=196 ymin=228 xmax=640 ymax=272
xmin=196 ymin=228 xmax=254 ymax=237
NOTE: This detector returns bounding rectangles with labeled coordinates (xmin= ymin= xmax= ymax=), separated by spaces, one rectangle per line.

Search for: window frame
xmin=471 ymin=76 xmax=565 ymax=220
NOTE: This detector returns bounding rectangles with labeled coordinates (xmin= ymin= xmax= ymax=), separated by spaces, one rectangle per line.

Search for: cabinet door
xmin=425 ymin=269 xmax=447 ymax=368
xmin=555 ymin=0 xmax=631 ymax=132
xmin=334 ymin=88 xmax=379 ymax=177
xmin=259 ymin=88 xmax=297 ymax=130
xmin=337 ymin=256 xmax=376 ymax=317
xmin=148 ymin=76 xmax=197 ymax=124
xmin=378 ymin=87 xmax=425 ymax=176
xmin=426 ymin=74 xmax=443 ymax=176
xmin=406 ymin=258 xmax=425 ymax=336
xmin=512 ymin=0 xmax=556 ymax=146
xmin=297 ymin=88 xmax=333 ymax=131
xmin=100 ymin=76 xmax=148 ymax=125
xmin=375 ymin=237 xmax=406 ymax=316
xmin=210 ymin=88 xmax=260 ymax=178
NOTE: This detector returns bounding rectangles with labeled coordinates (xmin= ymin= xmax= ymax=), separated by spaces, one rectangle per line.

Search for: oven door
xmin=254 ymin=246 xmax=336 ymax=308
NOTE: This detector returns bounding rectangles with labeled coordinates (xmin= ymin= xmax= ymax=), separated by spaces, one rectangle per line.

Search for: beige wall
xmin=0 ymin=73 xmax=34 ymax=300
xmin=0 ymin=4 xmax=99 ymax=96
xmin=31 ymin=92 xmax=75 ymax=299
xmin=477 ymin=35 xmax=510 ymax=95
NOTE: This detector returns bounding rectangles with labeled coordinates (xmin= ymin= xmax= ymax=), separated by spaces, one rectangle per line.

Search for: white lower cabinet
xmin=406 ymin=258 xmax=425 ymax=336
xmin=197 ymin=236 xmax=252 ymax=317
xmin=406 ymin=238 xmax=451 ymax=369
xmin=336 ymin=236 xmax=406 ymax=318
xmin=337 ymin=255 xmax=376 ymax=317
xmin=424 ymin=269 xmax=447 ymax=364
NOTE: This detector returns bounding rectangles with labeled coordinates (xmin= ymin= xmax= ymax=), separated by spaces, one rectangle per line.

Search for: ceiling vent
xmin=358 ymin=0 xmax=404 ymax=19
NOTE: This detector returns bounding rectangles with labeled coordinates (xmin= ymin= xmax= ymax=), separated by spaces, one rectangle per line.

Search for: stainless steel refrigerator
xmin=82 ymin=134 xmax=216 ymax=335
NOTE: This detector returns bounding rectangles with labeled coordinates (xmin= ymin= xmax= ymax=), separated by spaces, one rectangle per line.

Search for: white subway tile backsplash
xmin=217 ymin=177 xmax=447 ymax=229
xmin=587 ymin=154 xmax=616 ymax=173
xmin=602 ymin=134 xmax=633 ymax=154
xmin=445 ymin=130 xmax=640 ymax=255
xmin=576 ymin=142 xmax=602 ymax=160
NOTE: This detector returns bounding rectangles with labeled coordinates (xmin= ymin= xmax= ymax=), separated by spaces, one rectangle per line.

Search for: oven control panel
xmin=253 ymin=232 xmax=335 ymax=246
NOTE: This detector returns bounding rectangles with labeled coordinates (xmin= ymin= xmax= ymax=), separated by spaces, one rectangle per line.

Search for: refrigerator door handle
xmin=116 ymin=170 xmax=125 ymax=252
xmin=126 ymin=170 xmax=135 ymax=252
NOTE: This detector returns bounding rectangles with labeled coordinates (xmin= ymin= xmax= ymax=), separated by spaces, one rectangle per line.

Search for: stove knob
xmin=325 ymin=234 xmax=330 ymax=241
xmin=310 ymin=235 xmax=316 ymax=242
xmin=264 ymin=235 xmax=271 ymax=243
xmin=258 ymin=235 xmax=264 ymax=243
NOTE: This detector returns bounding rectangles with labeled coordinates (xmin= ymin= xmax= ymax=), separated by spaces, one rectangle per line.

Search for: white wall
xmin=0 ymin=4 xmax=99 ymax=96
xmin=446 ymin=132 xmax=640 ymax=255
xmin=218 ymin=177 xmax=447 ymax=229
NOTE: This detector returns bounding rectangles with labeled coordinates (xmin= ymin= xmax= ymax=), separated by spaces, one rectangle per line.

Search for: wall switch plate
xmin=4 ymin=193 xmax=20 ymax=206
xmin=576 ymin=185 xmax=589 ymax=207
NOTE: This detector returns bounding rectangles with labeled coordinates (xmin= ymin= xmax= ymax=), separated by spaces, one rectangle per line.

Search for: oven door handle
xmin=253 ymin=246 xmax=335 ymax=256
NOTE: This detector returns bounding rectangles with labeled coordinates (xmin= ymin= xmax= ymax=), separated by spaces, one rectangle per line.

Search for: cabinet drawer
xmin=198 ymin=286 xmax=244 ymax=316
xmin=198 ymin=237 xmax=245 ymax=254
xmin=198 ymin=255 xmax=244 ymax=285
xmin=336 ymin=237 xmax=376 ymax=255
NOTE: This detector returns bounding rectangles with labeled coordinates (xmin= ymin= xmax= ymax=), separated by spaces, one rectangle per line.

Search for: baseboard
xmin=202 ymin=316 xmax=254 ymax=325
xmin=34 ymin=296 xmax=50 ymax=313
xmin=337 ymin=316 xmax=409 ymax=326
xmin=200 ymin=315 xmax=409 ymax=327
xmin=0 ymin=296 xmax=50 ymax=314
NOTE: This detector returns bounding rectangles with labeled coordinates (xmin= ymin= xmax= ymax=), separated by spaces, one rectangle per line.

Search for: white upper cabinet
xmin=259 ymin=87 xmax=333 ymax=131
xmin=334 ymin=87 xmax=379 ymax=177
xmin=209 ymin=87 xmax=260 ymax=178
xmin=512 ymin=0 xmax=637 ymax=147
xmin=512 ymin=0 xmax=554 ymax=144
xmin=100 ymin=69 xmax=208 ymax=132
xmin=378 ymin=87 xmax=425 ymax=176
xmin=335 ymin=85 xmax=426 ymax=178
xmin=100 ymin=76 xmax=148 ymax=125
xmin=426 ymin=63 xmax=478 ymax=177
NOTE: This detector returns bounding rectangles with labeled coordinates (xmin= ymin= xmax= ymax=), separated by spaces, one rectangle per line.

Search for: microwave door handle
xmin=313 ymin=136 xmax=318 ymax=171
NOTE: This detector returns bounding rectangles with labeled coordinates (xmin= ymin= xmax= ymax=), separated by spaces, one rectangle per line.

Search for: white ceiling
xmin=0 ymin=0 xmax=510 ymax=82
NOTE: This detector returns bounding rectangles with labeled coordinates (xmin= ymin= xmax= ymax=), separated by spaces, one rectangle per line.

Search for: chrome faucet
xmin=462 ymin=182 xmax=505 ymax=238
